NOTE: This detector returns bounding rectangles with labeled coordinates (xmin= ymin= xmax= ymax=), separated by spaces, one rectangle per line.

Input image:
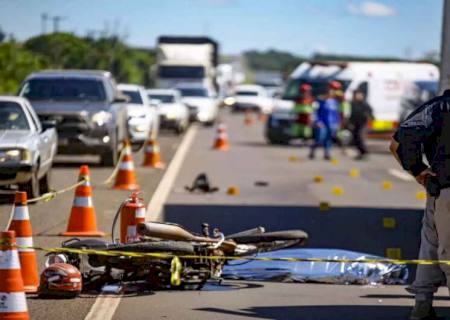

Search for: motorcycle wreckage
xmin=43 ymin=198 xmax=308 ymax=295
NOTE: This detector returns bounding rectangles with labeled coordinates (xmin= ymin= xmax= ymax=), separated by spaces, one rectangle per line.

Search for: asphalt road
xmin=0 ymin=130 xmax=184 ymax=320
xmin=5 ymin=110 xmax=449 ymax=319
xmin=112 ymin=110 xmax=447 ymax=320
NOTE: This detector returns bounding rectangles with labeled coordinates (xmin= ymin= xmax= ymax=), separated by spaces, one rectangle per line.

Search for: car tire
xmin=19 ymin=170 xmax=39 ymax=199
xmin=175 ymin=119 xmax=187 ymax=135
xmin=100 ymin=148 xmax=118 ymax=167
xmin=204 ymin=119 xmax=216 ymax=127
xmin=39 ymin=169 xmax=51 ymax=194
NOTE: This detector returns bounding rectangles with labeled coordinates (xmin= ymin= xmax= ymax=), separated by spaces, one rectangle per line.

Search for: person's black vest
xmin=431 ymin=107 xmax=450 ymax=188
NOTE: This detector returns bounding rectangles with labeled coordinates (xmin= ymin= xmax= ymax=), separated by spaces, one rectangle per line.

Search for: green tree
xmin=24 ymin=32 xmax=89 ymax=69
xmin=0 ymin=41 xmax=46 ymax=94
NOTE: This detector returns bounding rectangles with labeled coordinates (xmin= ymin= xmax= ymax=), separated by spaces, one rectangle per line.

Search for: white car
xmin=231 ymin=84 xmax=274 ymax=114
xmin=176 ymin=84 xmax=219 ymax=125
xmin=0 ymin=96 xmax=57 ymax=198
xmin=147 ymin=89 xmax=189 ymax=134
xmin=118 ymin=84 xmax=160 ymax=145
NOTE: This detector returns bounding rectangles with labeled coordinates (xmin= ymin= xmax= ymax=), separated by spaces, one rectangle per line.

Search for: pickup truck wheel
xmin=39 ymin=170 xmax=51 ymax=194
xmin=100 ymin=148 xmax=118 ymax=167
xmin=19 ymin=171 xmax=39 ymax=199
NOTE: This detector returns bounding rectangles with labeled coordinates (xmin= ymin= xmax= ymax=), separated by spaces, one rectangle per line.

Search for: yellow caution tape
xmin=26 ymin=178 xmax=87 ymax=204
xmin=170 ymin=256 xmax=183 ymax=286
xmin=2 ymin=242 xmax=450 ymax=266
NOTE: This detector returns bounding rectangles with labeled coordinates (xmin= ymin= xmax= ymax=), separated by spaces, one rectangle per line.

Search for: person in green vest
xmin=291 ymin=84 xmax=316 ymax=140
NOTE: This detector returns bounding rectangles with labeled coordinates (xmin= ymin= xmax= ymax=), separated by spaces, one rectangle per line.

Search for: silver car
xmin=0 ymin=96 xmax=57 ymax=198
xmin=19 ymin=70 xmax=128 ymax=166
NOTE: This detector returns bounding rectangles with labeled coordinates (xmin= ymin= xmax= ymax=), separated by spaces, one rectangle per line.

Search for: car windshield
xmin=158 ymin=66 xmax=205 ymax=79
xmin=178 ymin=88 xmax=208 ymax=97
xmin=148 ymin=94 xmax=174 ymax=103
xmin=236 ymin=91 xmax=258 ymax=96
xmin=122 ymin=90 xmax=143 ymax=104
xmin=283 ymin=79 xmax=351 ymax=100
xmin=20 ymin=78 xmax=106 ymax=102
xmin=0 ymin=102 xmax=30 ymax=130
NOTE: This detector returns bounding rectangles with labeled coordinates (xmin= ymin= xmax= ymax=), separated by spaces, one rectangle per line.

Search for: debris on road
xmin=185 ymin=173 xmax=219 ymax=193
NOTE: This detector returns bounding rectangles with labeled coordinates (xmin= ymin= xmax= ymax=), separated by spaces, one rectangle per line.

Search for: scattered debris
xmin=185 ymin=173 xmax=219 ymax=193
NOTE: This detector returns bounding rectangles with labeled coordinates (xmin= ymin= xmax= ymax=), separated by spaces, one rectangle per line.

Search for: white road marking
xmin=147 ymin=124 xmax=198 ymax=221
xmin=83 ymin=125 xmax=198 ymax=320
xmin=388 ymin=168 xmax=415 ymax=182
xmin=84 ymin=294 xmax=122 ymax=320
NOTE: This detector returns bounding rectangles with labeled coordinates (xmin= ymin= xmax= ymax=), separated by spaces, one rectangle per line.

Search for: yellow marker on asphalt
xmin=288 ymin=155 xmax=299 ymax=162
xmin=382 ymin=181 xmax=393 ymax=190
xmin=416 ymin=191 xmax=426 ymax=201
xmin=386 ymin=248 xmax=402 ymax=260
xmin=330 ymin=158 xmax=339 ymax=165
xmin=332 ymin=186 xmax=344 ymax=196
xmin=227 ymin=186 xmax=240 ymax=196
xmin=383 ymin=217 xmax=396 ymax=229
xmin=319 ymin=202 xmax=330 ymax=211
xmin=349 ymin=168 xmax=360 ymax=178
xmin=313 ymin=176 xmax=324 ymax=183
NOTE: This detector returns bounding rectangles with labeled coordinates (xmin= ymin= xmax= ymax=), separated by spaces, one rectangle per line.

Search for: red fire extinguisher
xmin=120 ymin=192 xmax=146 ymax=243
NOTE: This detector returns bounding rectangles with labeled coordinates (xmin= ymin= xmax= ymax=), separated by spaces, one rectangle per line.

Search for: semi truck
xmin=155 ymin=36 xmax=219 ymax=92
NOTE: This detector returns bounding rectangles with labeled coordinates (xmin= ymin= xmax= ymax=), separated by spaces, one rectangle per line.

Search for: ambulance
xmin=275 ymin=61 xmax=439 ymax=140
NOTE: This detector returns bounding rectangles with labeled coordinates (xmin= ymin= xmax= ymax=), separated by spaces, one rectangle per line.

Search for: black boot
xmin=410 ymin=300 xmax=437 ymax=320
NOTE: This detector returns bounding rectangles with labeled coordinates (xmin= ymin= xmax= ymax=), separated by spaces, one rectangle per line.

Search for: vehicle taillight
xmin=297 ymin=113 xmax=311 ymax=125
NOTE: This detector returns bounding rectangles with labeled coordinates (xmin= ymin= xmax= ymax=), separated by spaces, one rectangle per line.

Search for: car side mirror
xmin=41 ymin=120 xmax=56 ymax=131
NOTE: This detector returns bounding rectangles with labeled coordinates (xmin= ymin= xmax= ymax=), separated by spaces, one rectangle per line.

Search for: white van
xmin=283 ymin=61 xmax=439 ymax=133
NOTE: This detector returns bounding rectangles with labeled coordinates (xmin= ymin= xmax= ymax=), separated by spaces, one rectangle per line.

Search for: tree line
xmin=0 ymin=32 xmax=156 ymax=94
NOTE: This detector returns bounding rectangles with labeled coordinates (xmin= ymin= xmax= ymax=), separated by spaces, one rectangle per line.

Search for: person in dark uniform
xmin=348 ymin=90 xmax=373 ymax=160
xmin=390 ymin=89 xmax=450 ymax=320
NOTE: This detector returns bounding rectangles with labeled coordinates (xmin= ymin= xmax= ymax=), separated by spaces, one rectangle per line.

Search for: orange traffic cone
xmin=120 ymin=192 xmax=147 ymax=243
xmin=212 ymin=122 xmax=230 ymax=151
xmin=7 ymin=192 xmax=39 ymax=293
xmin=0 ymin=230 xmax=29 ymax=320
xmin=114 ymin=141 xmax=139 ymax=190
xmin=60 ymin=165 xmax=105 ymax=237
xmin=142 ymin=138 xmax=165 ymax=169
xmin=244 ymin=110 xmax=255 ymax=126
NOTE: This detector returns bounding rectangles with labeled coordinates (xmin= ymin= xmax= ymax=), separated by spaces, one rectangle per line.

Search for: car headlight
xmin=224 ymin=97 xmax=235 ymax=106
xmin=0 ymin=149 xmax=30 ymax=163
xmin=166 ymin=111 xmax=177 ymax=120
xmin=92 ymin=111 xmax=113 ymax=126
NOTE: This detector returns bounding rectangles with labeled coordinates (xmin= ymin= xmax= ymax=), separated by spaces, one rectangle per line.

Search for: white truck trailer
xmin=155 ymin=36 xmax=219 ymax=92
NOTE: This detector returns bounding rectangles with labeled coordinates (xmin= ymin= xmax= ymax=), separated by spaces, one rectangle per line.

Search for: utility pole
xmin=41 ymin=13 xmax=48 ymax=34
xmin=51 ymin=15 xmax=66 ymax=33
xmin=439 ymin=0 xmax=450 ymax=93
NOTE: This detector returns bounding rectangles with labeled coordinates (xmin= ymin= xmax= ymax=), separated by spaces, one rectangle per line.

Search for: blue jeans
xmin=310 ymin=126 xmax=336 ymax=158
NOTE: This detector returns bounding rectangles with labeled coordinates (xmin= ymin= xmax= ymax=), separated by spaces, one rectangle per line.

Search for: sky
xmin=0 ymin=0 xmax=444 ymax=58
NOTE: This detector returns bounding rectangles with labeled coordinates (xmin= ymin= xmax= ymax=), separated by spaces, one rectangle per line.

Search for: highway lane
xmin=112 ymin=110 xmax=447 ymax=320
xmin=0 ymin=131 xmax=184 ymax=320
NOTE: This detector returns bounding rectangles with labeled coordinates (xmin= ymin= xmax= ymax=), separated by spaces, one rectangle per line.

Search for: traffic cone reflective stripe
xmin=60 ymin=165 xmax=105 ymax=237
xmin=114 ymin=141 xmax=139 ymax=190
xmin=213 ymin=122 xmax=230 ymax=151
xmin=7 ymin=192 xmax=39 ymax=293
xmin=142 ymin=139 xmax=165 ymax=169
xmin=0 ymin=231 xmax=29 ymax=320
